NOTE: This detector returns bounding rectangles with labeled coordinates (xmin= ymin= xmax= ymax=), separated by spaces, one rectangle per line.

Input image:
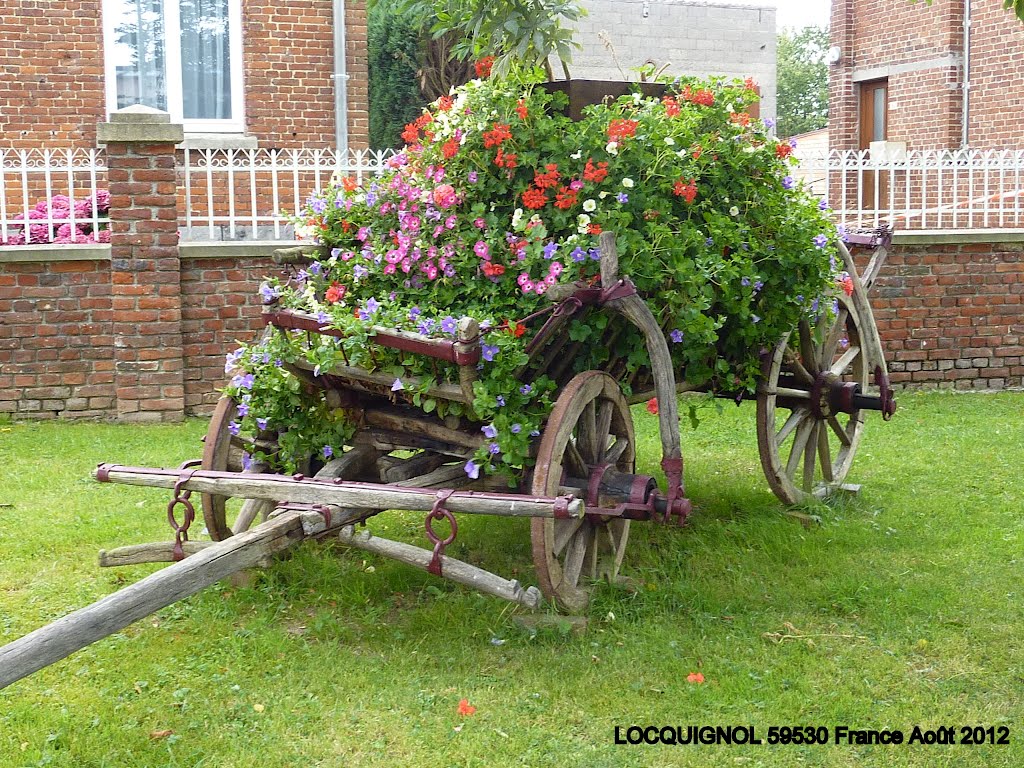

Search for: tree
xmin=775 ymin=26 xmax=829 ymax=139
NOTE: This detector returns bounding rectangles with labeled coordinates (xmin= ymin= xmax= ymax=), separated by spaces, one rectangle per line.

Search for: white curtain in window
xmin=112 ymin=0 xmax=166 ymax=111
xmin=179 ymin=0 xmax=232 ymax=120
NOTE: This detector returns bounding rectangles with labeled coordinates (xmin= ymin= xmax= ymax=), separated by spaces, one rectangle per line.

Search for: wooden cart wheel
xmin=756 ymin=293 xmax=868 ymax=505
xmin=201 ymin=395 xmax=380 ymax=540
xmin=531 ymin=371 xmax=636 ymax=612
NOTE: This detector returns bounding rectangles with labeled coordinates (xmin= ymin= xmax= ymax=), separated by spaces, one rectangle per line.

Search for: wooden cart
xmin=0 ymin=229 xmax=896 ymax=689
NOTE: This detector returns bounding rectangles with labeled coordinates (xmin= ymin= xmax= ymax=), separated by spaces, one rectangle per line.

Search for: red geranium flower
xmin=583 ymin=159 xmax=608 ymax=183
xmin=442 ymin=139 xmax=460 ymax=159
xmin=325 ymin=283 xmax=346 ymax=303
xmin=341 ymin=176 xmax=358 ymax=193
xmin=516 ymin=98 xmax=528 ymax=120
xmin=730 ymin=112 xmax=751 ymax=127
xmin=662 ymin=96 xmax=680 ymax=117
xmin=607 ymin=118 xmax=638 ymax=141
xmin=554 ymin=186 xmax=578 ymax=210
xmin=474 ymin=56 xmax=494 ymax=79
xmin=588 ymin=224 xmax=603 ymax=235
xmin=534 ymin=164 xmax=560 ymax=189
xmin=673 ymin=178 xmax=698 ymax=203
xmin=437 ymin=95 xmax=454 ymax=112
xmin=775 ymin=143 xmax=793 ymax=159
xmin=483 ymin=122 xmax=512 ymax=148
xmin=522 ymin=186 xmax=548 ymax=210
xmin=482 ymin=262 xmax=506 ymax=277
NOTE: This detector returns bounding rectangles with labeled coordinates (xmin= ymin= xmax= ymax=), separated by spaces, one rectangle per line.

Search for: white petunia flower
xmin=583 ymin=199 xmax=597 ymax=212
xmin=729 ymin=206 xmax=740 ymax=217
xmin=622 ymin=178 xmax=634 ymax=188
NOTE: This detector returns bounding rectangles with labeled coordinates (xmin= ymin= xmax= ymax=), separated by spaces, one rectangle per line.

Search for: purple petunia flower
xmin=366 ymin=297 xmax=380 ymax=314
xmin=543 ymin=242 xmax=558 ymax=259
xmin=813 ymin=234 xmax=829 ymax=249
xmin=763 ymin=117 xmax=776 ymax=129
xmin=496 ymin=396 xmax=506 ymax=407
xmin=225 ymin=348 xmax=243 ymax=375
xmin=520 ymin=385 xmax=532 ymax=395
xmin=231 ymin=373 xmax=255 ymax=390
xmin=741 ymin=277 xmax=751 ymax=287
xmin=256 ymin=417 xmax=269 ymax=431
xmin=418 ymin=319 xmax=435 ymax=335
xmin=322 ymin=445 xmax=334 ymax=459
xmin=237 ymin=402 xmax=249 ymax=418
xmin=819 ymin=199 xmax=829 ymax=211
xmin=441 ymin=316 xmax=457 ymax=334
xmin=309 ymin=262 xmax=323 ymax=276
xmin=482 ymin=424 xmax=498 ymax=439
xmin=488 ymin=443 xmax=501 ymax=455
xmin=409 ymin=306 xmax=422 ymax=322
xmin=482 ymin=343 xmax=498 ymax=362
xmin=353 ymin=264 xmax=368 ymax=280
xmin=259 ymin=282 xmax=279 ymax=303
xmin=570 ymin=247 xmax=587 ymax=263
xmin=510 ymin=424 xmax=522 ymax=434
xmin=311 ymin=199 xmax=326 ymax=214
xmin=616 ymin=192 xmax=629 ymax=204
xmin=467 ymin=171 xmax=478 ymax=183
xmin=589 ymin=249 xmax=601 ymax=261
xmin=242 ymin=452 xmax=253 ymax=471
xmin=530 ymin=430 xmax=540 ymax=437
xmin=392 ymin=378 xmax=405 ymax=391
xmin=464 ymin=460 xmax=480 ymax=479
xmin=670 ymin=329 xmax=684 ymax=343
xmin=782 ymin=176 xmax=795 ymax=190
xmin=752 ymin=314 xmax=761 ymax=323
xmin=705 ymin=237 xmax=714 ymax=247
xmin=753 ymin=280 xmax=764 ymax=293
xmin=228 ymin=420 xmax=241 ymax=436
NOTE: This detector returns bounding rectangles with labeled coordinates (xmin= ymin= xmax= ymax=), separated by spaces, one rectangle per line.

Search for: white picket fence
xmin=181 ymin=147 xmax=394 ymax=241
xmin=5 ymin=144 xmax=1024 ymax=247
xmin=0 ymin=148 xmax=110 ymax=245
xmin=796 ymin=148 xmax=1024 ymax=230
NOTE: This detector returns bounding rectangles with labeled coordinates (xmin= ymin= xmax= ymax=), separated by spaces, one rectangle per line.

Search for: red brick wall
xmin=963 ymin=0 xmax=1024 ymax=148
xmin=832 ymin=0 xmax=1024 ymax=152
xmin=0 ymin=260 xmax=115 ymax=417
xmin=867 ymin=239 xmax=1024 ymax=389
xmin=0 ymin=0 xmax=368 ymax=148
xmin=181 ymin=255 xmax=280 ymax=412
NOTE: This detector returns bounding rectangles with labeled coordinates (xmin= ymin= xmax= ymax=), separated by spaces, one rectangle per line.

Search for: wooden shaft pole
xmin=338 ymin=526 xmax=542 ymax=609
xmin=93 ymin=467 xmax=583 ymax=519
xmin=0 ymin=513 xmax=304 ymax=691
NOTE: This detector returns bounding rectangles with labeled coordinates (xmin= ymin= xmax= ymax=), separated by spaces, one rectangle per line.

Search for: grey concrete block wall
xmin=566 ymin=0 xmax=777 ymax=120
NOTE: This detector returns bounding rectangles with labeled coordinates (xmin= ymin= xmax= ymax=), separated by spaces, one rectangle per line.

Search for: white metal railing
xmin=181 ymin=147 xmax=394 ymax=241
xmin=797 ymin=148 xmax=1024 ymax=230
xmin=0 ymin=148 xmax=110 ymax=245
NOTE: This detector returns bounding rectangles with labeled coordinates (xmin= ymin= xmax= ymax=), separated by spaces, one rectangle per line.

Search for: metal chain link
xmin=424 ymin=489 xmax=457 ymax=576
xmin=167 ymin=460 xmax=201 ymax=561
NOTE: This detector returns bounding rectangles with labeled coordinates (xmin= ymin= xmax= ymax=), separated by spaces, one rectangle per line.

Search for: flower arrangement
xmin=1 ymin=190 xmax=111 ymax=245
xmin=225 ymin=70 xmax=842 ymax=482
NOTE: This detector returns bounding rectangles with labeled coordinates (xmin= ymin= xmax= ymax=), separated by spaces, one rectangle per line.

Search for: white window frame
xmin=102 ymin=0 xmax=246 ymax=133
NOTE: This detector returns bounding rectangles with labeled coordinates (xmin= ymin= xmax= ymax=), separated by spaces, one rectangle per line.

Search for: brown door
xmin=859 ymin=79 xmax=889 ymax=213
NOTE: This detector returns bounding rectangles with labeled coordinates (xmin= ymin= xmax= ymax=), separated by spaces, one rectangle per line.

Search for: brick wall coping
xmin=0 ymin=244 xmax=111 ymax=263
xmin=178 ymin=241 xmax=300 ymax=259
xmin=893 ymin=229 xmax=1024 ymax=245
xmin=0 ymin=241 xmax=299 ymax=264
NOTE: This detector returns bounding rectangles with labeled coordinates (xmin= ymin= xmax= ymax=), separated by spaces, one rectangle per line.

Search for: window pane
xmin=179 ymin=0 xmax=233 ymax=120
xmin=872 ymin=87 xmax=886 ymax=142
xmin=110 ymin=0 xmax=167 ymax=111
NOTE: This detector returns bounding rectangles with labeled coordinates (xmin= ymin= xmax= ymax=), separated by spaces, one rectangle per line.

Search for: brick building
xmin=829 ymin=0 xmax=1024 ymax=152
xmin=0 ymin=0 xmax=369 ymax=150
xmin=824 ymin=0 xmax=1024 ymax=392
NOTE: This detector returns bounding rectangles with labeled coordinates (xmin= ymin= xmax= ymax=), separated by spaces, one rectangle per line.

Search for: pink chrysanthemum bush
xmin=1 ymin=190 xmax=111 ymax=245
xmin=226 ymin=70 xmax=843 ymax=480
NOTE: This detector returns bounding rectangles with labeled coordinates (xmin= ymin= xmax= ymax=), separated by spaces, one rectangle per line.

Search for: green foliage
xmin=228 ymin=72 xmax=843 ymax=481
xmin=368 ymin=0 xmax=430 ymax=149
xmin=1008 ymin=0 xmax=1024 ymax=23
xmin=418 ymin=0 xmax=585 ymax=78
xmin=776 ymin=25 xmax=829 ymax=139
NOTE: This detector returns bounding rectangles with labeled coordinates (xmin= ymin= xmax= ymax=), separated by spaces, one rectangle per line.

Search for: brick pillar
xmin=97 ymin=106 xmax=186 ymax=422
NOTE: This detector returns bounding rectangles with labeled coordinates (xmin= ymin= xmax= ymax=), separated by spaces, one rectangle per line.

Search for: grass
xmin=0 ymin=391 xmax=1021 ymax=767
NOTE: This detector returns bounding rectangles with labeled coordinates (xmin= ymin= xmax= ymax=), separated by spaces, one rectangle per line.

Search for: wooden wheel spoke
xmin=802 ymin=423 xmax=818 ymax=492
xmin=822 ymin=309 xmax=849 ymax=365
xmin=798 ymin=320 xmax=818 ymax=374
xmin=596 ymin=400 xmax=614 ymax=456
xmin=786 ymin=420 xmax=814 ymax=479
xmin=775 ymin=407 xmax=809 ymax=447
xmin=783 ymin=350 xmax=816 ymax=386
xmin=830 ymin=345 xmax=861 ymax=377
xmin=562 ymin=530 xmax=588 ymax=588
xmin=553 ymin=518 xmax=584 ymax=557
xmin=578 ymin=400 xmax=599 ymax=464
xmin=828 ymin=415 xmax=852 ymax=446
xmin=602 ymin=437 xmax=629 ymax=465
xmin=564 ymin=440 xmax=589 ymax=476
xmin=817 ymin=423 xmax=834 ymax=482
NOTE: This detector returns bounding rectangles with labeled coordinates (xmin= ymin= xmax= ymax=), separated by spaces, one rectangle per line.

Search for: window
xmin=103 ymin=0 xmax=244 ymax=133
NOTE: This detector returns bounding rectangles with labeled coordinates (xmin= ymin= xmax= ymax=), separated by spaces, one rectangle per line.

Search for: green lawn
xmin=0 ymin=391 xmax=1021 ymax=767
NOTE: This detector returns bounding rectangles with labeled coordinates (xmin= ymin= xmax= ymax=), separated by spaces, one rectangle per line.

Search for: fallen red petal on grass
xmin=457 ymin=698 xmax=477 ymax=716
xmin=686 ymin=672 xmax=705 ymax=684
xmin=646 ymin=397 xmax=659 ymax=415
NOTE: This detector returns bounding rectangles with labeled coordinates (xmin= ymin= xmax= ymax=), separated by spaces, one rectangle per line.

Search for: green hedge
xmin=368 ymin=0 xmax=429 ymax=149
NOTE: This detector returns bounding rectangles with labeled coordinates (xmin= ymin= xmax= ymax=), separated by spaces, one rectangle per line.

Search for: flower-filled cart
xmin=0 ymin=73 xmax=897 ymax=689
